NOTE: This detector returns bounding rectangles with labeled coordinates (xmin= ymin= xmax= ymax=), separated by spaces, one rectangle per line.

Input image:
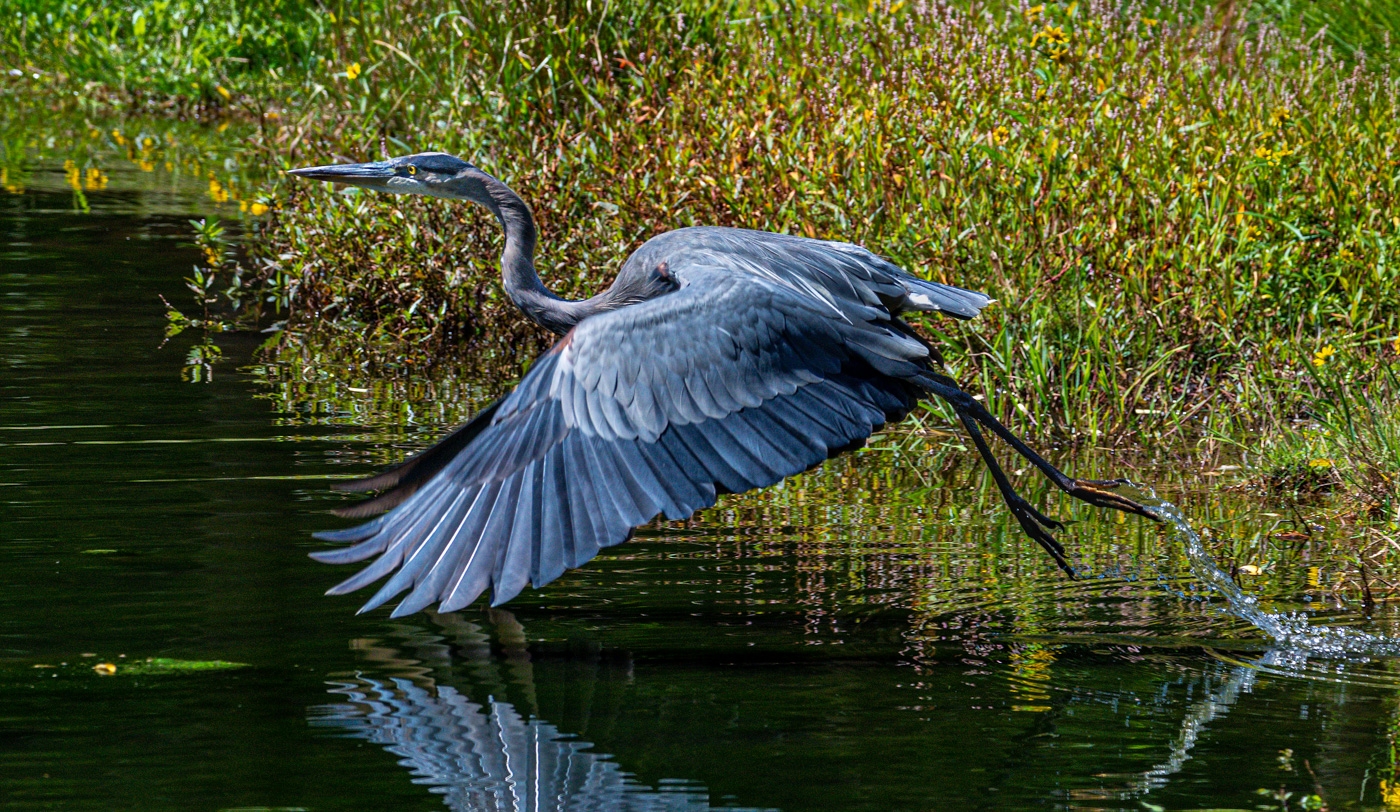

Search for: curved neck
xmin=468 ymin=169 xmax=608 ymax=335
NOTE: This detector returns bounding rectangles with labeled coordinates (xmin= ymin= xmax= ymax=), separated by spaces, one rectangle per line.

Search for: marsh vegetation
xmin=2 ymin=0 xmax=1398 ymax=591
xmin=11 ymin=6 xmax=1400 ymax=808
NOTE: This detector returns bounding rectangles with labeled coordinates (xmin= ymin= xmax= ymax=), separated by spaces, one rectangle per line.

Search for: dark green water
xmin=5 ymin=162 xmax=1400 ymax=811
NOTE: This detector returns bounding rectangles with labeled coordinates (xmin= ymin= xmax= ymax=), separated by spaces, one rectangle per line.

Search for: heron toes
xmin=1007 ymin=497 xmax=1075 ymax=577
xmin=1021 ymin=498 xmax=1064 ymax=532
xmin=1066 ymin=479 xmax=1159 ymax=521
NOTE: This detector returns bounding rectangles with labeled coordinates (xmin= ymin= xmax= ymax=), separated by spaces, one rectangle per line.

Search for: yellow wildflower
xmin=111 ymin=130 xmax=125 ymax=145
xmin=204 ymin=247 xmax=222 ymax=266
xmin=64 ymin=159 xmax=80 ymax=191
xmin=1382 ymin=779 xmax=1400 ymax=807
xmin=249 ymin=202 xmax=269 ymax=216
xmin=1336 ymin=246 xmax=1355 ymax=262
xmin=1312 ymin=344 xmax=1336 ymax=367
xmin=1253 ymin=145 xmax=1290 ymax=166
xmin=1032 ymin=25 xmax=1069 ymax=47
xmin=84 ymin=168 xmax=107 ymax=190
xmin=208 ymin=178 xmax=230 ymax=204
xmin=216 ymin=85 xmax=231 ymax=101
xmin=1142 ymin=17 xmax=1158 ymax=27
xmin=1308 ymin=458 xmax=1333 ymax=469
xmin=991 ymin=125 xmax=1010 ymax=145
xmin=1024 ymin=4 xmax=1044 ymax=22
xmin=1048 ymin=45 xmax=1070 ymax=64
xmin=346 ymin=62 xmax=363 ymax=81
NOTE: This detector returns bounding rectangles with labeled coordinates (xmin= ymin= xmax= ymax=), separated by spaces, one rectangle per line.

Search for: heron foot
xmin=1007 ymin=496 xmax=1074 ymax=577
xmin=1066 ymin=479 xmax=1160 ymax=522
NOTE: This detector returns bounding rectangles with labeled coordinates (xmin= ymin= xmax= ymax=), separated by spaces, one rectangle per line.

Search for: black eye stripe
xmin=413 ymin=155 xmax=469 ymax=174
xmin=395 ymin=154 xmax=471 ymax=176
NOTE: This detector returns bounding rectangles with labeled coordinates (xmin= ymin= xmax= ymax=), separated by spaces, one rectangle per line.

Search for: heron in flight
xmin=291 ymin=152 xmax=1156 ymax=617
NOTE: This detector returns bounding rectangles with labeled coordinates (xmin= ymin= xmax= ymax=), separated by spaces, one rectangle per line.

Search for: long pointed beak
xmin=288 ymin=161 xmax=395 ymax=189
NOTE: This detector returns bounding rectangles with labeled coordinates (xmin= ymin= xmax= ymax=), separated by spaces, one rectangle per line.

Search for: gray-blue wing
xmin=311 ymin=270 xmax=926 ymax=616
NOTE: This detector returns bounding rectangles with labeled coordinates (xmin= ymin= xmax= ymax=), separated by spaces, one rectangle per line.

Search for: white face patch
xmin=384 ymin=176 xmax=426 ymax=194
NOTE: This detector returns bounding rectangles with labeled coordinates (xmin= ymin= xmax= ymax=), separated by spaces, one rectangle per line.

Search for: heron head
xmin=289 ymin=152 xmax=492 ymax=204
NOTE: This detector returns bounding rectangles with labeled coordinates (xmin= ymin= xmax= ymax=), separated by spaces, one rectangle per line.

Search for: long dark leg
xmin=957 ymin=412 xmax=1076 ymax=577
xmin=921 ymin=371 xmax=1158 ymax=521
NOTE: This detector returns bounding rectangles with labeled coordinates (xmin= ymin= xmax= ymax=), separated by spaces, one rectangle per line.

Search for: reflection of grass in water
xmin=0 ymin=92 xmax=264 ymax=206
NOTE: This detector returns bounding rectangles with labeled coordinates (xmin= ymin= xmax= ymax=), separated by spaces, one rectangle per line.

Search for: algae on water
xmin=116 ymin=658 xmax=250 ymax=675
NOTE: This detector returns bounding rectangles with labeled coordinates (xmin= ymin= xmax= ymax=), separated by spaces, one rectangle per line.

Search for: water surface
xmin=4 ymin=157 xmax=1400 ymax=811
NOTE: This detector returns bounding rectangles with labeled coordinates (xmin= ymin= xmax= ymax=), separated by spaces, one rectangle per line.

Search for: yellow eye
xmin=407 ymin=165 xmax=417 ymax=176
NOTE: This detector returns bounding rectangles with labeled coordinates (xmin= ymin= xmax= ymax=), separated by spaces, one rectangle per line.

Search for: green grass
xmin=1253 ymin=358 xmax=1400 ymax=516
xmin=4 ymin=1 xmax=1399 ymax=451
xmin=1255 ymin=0 xmax=1400 ymax=61
xmin=270 ymin=0 xmax=1400 ymax=443
xmin=3 ymin=0 xmax=325 ymax=101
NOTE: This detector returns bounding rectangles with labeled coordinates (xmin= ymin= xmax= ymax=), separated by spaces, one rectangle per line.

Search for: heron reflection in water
xmin=292 ymin=153 xmax=1158 ymax=617
xmin=311 ymin=613 xmax=770 ymax=812
xmin=315 ymin=678 xmax=748 ymax=812
xmin=309 ymin=614 xmax=1328 ymax=810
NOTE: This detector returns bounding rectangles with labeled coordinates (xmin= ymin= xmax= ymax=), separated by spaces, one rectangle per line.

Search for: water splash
xmin=1147 ymin=500 xmax=1400 ymax=658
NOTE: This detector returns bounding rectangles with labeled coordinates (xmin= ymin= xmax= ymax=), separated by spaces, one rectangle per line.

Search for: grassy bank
xmin=4 ymin=2 xmax=1400 ymax=511
xmin=1251 ymin=358 xmax=1400 ymax=528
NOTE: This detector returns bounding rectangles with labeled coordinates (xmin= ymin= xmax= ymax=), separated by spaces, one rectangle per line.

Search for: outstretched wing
xmin=312 ymin=267 xmax=934 ymax=616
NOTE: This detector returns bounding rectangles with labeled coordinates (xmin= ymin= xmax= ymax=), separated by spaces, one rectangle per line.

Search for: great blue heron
xmin=291 ymin=152 xmax=1156 ymax=617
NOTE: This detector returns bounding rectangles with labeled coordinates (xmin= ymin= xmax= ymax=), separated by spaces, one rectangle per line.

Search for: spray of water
xmin=1145 ymin=500 xmax=1400 ymax=658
